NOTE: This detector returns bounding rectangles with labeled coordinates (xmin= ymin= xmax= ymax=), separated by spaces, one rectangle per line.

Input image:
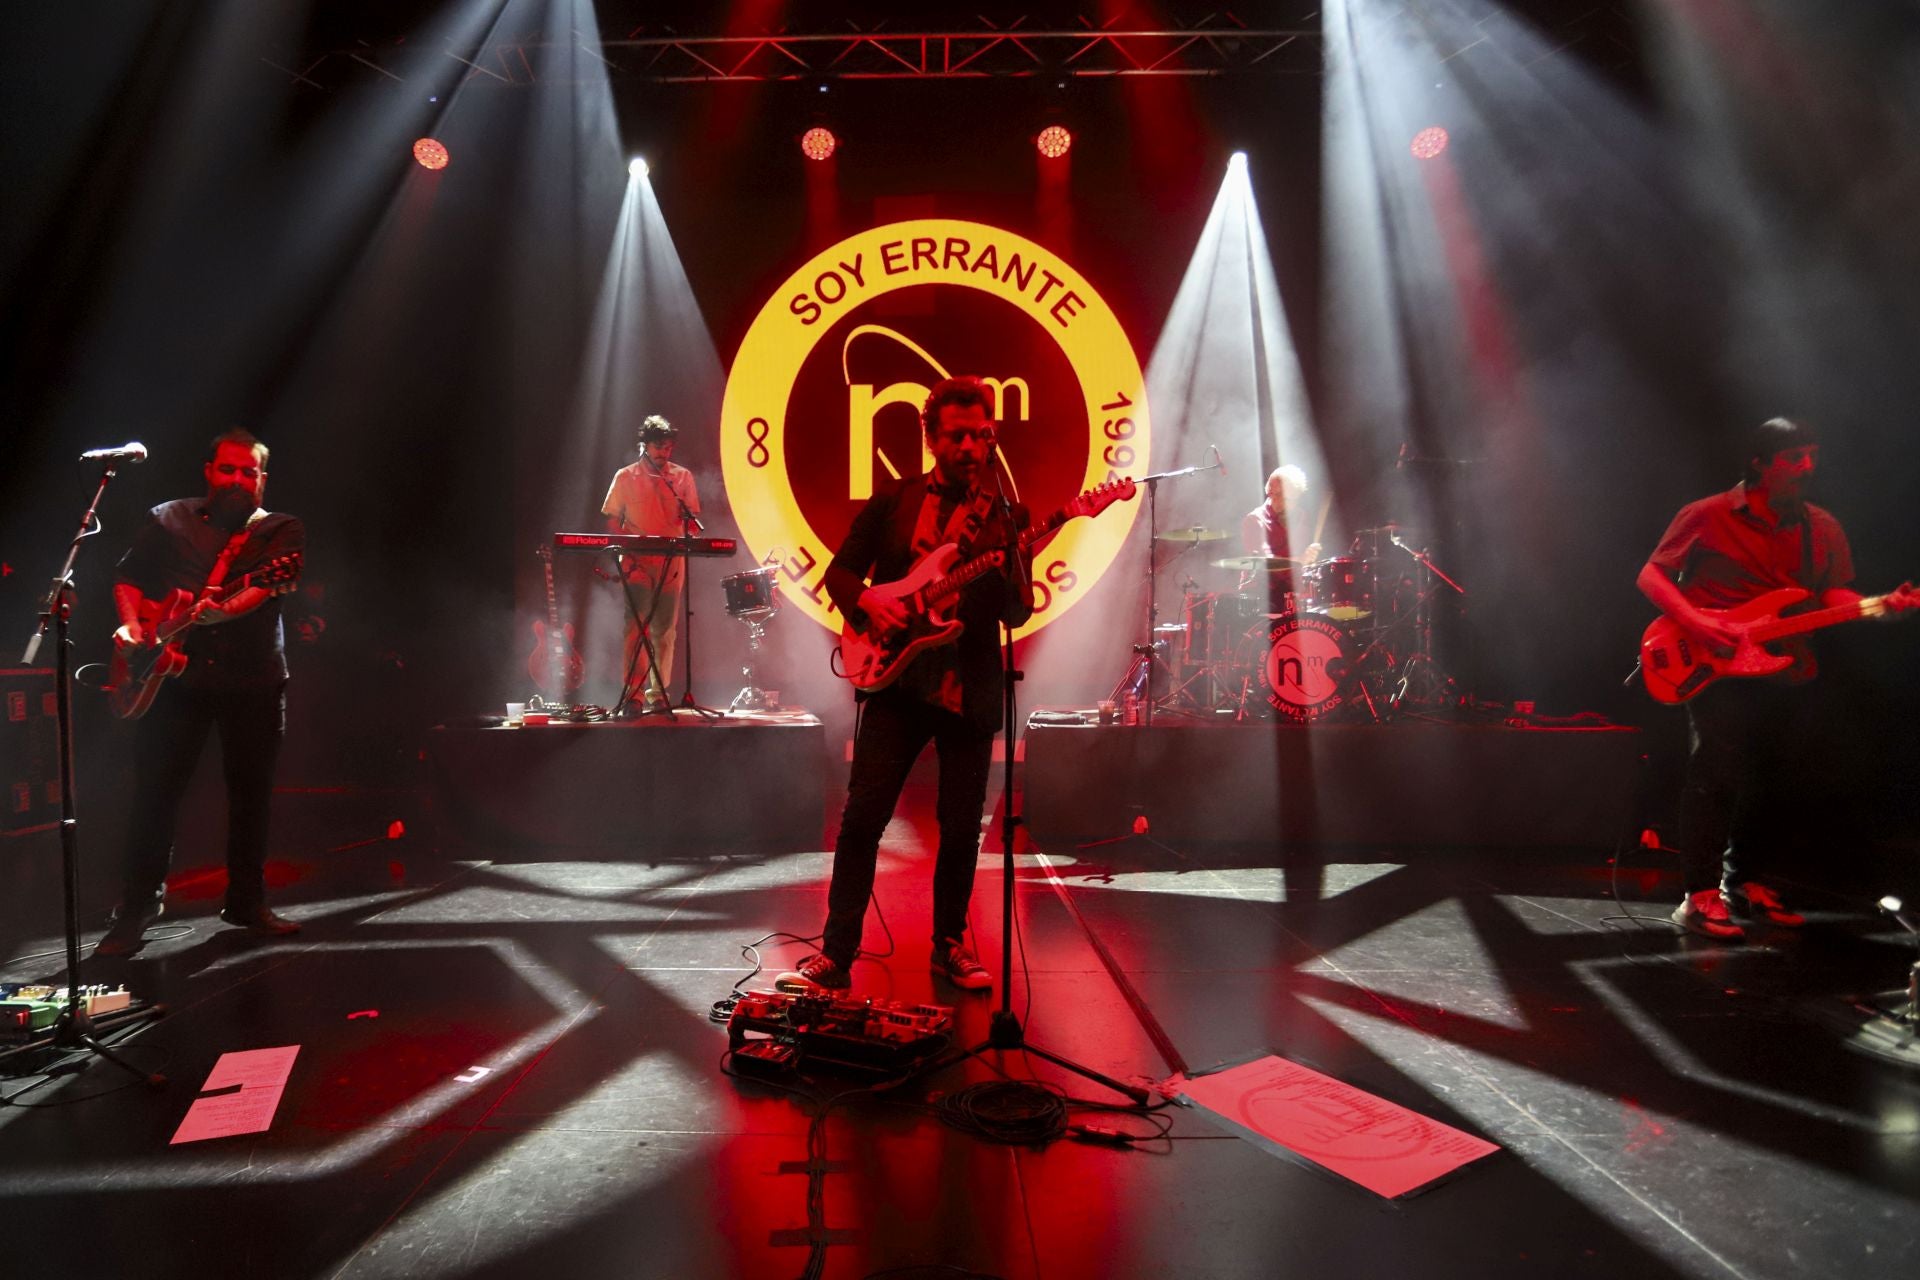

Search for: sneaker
xmin=1730 ymin=882 xmax=1805 ymax=928
xmin=931 ymin=941 xmax=993 ymax=992
xmin=1672 ymin=888 xmax=1746 ymax=941
xmin=774 ymin=953 xmax=851 ymax=992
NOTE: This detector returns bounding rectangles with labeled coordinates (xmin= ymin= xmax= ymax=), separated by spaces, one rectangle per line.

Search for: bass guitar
xmin=837 ymin=478 xmax=1137 ymax=693
xmin=528 ymin=544 xmax=585 ymax=697
xmin=107 ymin=552 xmax=304 ymax=719
xmin=1640 ymin=583 xmax=1918 ymax=704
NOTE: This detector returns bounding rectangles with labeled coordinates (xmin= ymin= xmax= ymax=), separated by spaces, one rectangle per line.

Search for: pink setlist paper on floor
xmin=1174 ymin=1054 xmax=1500 ymax=1199
xmin=170 ymin=1045 xmax=301 ymax=1145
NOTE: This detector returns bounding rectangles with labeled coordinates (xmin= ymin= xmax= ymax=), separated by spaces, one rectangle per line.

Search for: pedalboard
xmin=727 ymin=990 xmax=953 ymax=1078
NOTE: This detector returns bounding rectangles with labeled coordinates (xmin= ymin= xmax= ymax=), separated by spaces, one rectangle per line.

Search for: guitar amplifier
xmin=0 ymin=669 xmax=59 ymax=838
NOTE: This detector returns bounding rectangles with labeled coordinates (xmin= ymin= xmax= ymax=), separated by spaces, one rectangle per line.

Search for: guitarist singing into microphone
xmin=780 ymin=377 xmax=1033 ymax=995
xmin=1637 ymin=417 xmax=1916 ymax=941
xmin=96 ymin=430 xmax=306 ymax=956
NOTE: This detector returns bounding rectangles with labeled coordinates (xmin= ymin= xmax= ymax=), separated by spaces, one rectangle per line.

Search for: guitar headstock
xmin=1066 ymin=477 xmax=1139 ymax=519
xmin=536 ymin=544 xmax=554 ymax=562
xmin=249 ymin=552 xmax=303 ymax=597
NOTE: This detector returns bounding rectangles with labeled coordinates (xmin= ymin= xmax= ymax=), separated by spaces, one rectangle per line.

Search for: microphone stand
xmin=934 ymin=457 xmax=1149 ymax=1104
xmin=643 ymin=454 xmax=722 ymax=720
xmin=7 ymin=463 xmax=166 ymax=1088
xmin=1131 ymin=458 xmax=1224 ymax=728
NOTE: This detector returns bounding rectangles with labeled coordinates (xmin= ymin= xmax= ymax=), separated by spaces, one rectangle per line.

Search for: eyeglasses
xmin=936 ymin=427 xmax=996 ymax=444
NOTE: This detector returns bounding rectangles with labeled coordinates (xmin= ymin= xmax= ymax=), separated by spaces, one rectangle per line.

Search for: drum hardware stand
xmin=936 ymin=471 xmax=1150 ymax=1105
xmin=13 ymin=461 xmax=167 ymax=1092
xmin=1126 ymin=458 xmax=1226 ymax=728
xmin=1353 ymin=535 xmax=1467 ymax=716
xmin=723 ymin=560 xmax=782 ymax=713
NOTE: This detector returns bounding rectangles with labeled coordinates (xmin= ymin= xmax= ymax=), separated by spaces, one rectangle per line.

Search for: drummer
xmin=1240 ymin=465 xmax=1321 ymax=608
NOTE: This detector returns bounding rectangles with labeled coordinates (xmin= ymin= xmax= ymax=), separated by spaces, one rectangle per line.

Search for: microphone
xmin=1210 ymin=445 xmax=1227 ymax=478
xmin=80 ymin=442 xmax=148 ymax=464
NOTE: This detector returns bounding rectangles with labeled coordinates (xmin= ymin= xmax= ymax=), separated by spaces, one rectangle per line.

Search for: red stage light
xmin=413 ymin=137 xmax=450 ymax=170
xmin=801 ymin=127 xmax=837 ymax=161
xmin=1410 ymin=126 xmax=1449 ymax=160
xmin=1036 ymin=125 xmax=1072 ymax=159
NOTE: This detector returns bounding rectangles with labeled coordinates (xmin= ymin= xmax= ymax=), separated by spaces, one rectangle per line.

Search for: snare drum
xmin=720 ymin=565 xmax=781 ymax=619
xmin=1301 ymin=557 xmax=1373 ymax=621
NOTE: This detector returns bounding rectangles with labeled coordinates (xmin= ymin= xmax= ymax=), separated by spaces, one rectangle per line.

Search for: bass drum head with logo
xmin=1242 ymin=612 xmax=1354 ymax=722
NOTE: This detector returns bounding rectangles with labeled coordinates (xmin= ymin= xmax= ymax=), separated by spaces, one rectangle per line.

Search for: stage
xmin=1022 ymin=716 xmax=1644 ymax=849
xmin=424 ymin=711 xmax=830 ymax=855
xmin=2 ymin=779 xmax=1916 ymax=1279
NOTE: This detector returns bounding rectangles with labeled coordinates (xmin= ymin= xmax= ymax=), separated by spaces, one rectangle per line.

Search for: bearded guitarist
xmin=1637 ymin=417 xmax=1917 ymax=942
xmin=96 ymin=430 xmax=305 ymax=956
xmin=779 ymin=377 xmax=1033 ymax=996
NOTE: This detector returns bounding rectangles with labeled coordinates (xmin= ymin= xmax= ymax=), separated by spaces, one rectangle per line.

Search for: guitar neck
xmin=1750 ymin=594 xmax=1886 ymax=642
xmin=544 ymin=558 xmax=562 ymax=641
xmin=922 ymin=507 xmax=1070 ymax=604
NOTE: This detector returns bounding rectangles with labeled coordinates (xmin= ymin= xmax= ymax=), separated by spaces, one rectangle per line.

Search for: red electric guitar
xmin=107 ymin=552 xmax=304 ymax=719
xmin=837 ymin=478 xmax=1137 ymax=693
xmin=528 ymin=544 xmax=585 ymax=698
xmin=1640 ymin=582 xmax=1918 ymax=704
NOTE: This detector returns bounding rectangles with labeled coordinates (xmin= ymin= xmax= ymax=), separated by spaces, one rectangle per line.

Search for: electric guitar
xmin=107 ymin=552 xmax=304 ymax=719
xmin=1640 ymin=583 xmax=1918 ymax=704
xmin=528 ymin=544 xmax=585 ymax=697
xmin=837 ymin=478 xmax=1138 ymax=692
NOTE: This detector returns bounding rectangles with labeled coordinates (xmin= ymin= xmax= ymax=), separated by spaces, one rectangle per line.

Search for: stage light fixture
xmin=1229 ymin=151 xmax=1248 ymax=170
xmin=1036 ymin=125 xmax=1072 ymax=159
xmin=801 ymin=127 xmax=837 ymax=162
xmin=629 ymin=156 xmax=649 ymax=179
xmin=412 ymin=138 xmax=450 ymax=171
xmin=1410 ymin=126 xmax=1450 ymax=160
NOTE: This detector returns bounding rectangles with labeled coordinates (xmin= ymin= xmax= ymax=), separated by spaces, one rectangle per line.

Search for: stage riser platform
xmin=1022 ymin=723 xmax=1641 ymax=849
xmin=426 ymin=719 xmax=828 ymax=854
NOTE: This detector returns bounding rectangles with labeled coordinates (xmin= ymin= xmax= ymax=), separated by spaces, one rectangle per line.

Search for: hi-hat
xmin=1212 ymin=554 xmax=1300 ymax=571
xmin=1161 ymin=527 xmax=1229 ymax=544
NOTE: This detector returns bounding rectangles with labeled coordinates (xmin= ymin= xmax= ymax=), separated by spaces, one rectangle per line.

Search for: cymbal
xmin=1212 ymin=554 xmax=1300 ymax=571
xmin=1161 ymin=526 xmax=1229 ymax=544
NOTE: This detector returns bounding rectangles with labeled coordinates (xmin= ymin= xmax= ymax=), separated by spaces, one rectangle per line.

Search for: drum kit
xmin=1114 ymin=522 xmax=1467 ymax=724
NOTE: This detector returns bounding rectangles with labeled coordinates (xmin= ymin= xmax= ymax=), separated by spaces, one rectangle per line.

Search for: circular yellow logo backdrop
xmin=720 ymin=219 xmax=1148 ymax=639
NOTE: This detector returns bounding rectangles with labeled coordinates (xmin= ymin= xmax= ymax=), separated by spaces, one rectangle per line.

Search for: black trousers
xmin=118 ymin=681 xmax=286 ymax=912
xmin=820 ymin=691 xmax=996 ymax=967
xmin=1677 ymin=678 xmax=1815 ymax=893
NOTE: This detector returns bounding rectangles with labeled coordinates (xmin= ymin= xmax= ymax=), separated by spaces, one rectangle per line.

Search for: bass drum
xmin=1237 ymin=611 xmax=1356 ymax=723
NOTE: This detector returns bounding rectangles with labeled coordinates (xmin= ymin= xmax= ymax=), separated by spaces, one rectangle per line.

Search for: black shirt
xmin=115 ymin=499 xmax=305 ymax=689
xmin=824 ymin=472 xmax=1033 ymax=732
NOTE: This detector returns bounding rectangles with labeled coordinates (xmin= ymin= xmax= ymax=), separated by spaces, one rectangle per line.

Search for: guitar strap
xmin=204 ymin=509 xmax=269 ymax=595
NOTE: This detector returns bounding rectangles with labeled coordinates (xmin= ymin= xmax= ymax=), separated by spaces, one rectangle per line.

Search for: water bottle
xmin=1123 ymin=692 xmax=1140 ymax=726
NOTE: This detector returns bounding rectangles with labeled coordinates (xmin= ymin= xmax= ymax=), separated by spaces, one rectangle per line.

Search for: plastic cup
xmin=505 ymin=701 xmax=525 ymax=725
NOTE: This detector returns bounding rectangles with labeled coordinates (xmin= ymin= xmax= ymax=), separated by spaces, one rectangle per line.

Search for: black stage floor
xmin=3 ymin=779 xmax=1918 ymax=1280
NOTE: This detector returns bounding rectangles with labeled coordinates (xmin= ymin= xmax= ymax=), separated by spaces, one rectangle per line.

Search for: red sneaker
xmin=1731 ymin=882 xmax=1805 ymax=928
xmin=1672 ymin=888 xmax=1746 ymax=941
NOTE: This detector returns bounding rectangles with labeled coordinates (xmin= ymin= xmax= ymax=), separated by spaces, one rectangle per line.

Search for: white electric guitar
xmin=837 ymin=478 xmax=1137 ymax=692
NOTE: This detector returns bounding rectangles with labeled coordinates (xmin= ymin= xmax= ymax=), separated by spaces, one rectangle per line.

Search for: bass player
xmin=779 ymin=376 xmax=1032 ymax=994
xmin=1637 ymin=417 xmax=1915 ymax=940
xmin=96 ymin=430 xmax=305 ymax=956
